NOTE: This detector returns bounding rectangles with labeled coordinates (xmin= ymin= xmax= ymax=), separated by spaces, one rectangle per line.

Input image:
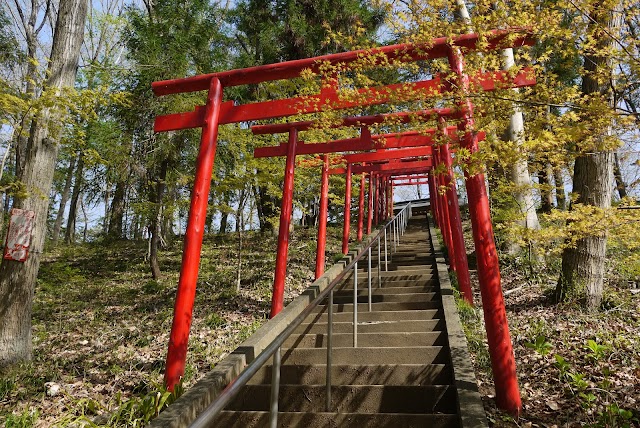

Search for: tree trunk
xmin=52 ymin=155 xmax=76 ymax=244
xmin=502 ymin=47 xmax=541 ymax=233
xmin=613 ymin=152 xmax=627 ymax=199
xmin=0 ymin=0 xmax=88 ymax=366
xmin=538 ymin=163 xmax=553 ymax=214
xmin=108 ymin=179 xmax=126 ymax=238
xmin=81 ymin=197 xmax=88 ymax=242
xmin=162 ymin=185 xmax=176 ymax=244
xmin=149 ymin=158 xmax=169 ymax=279
xmin=133 ymin=214 xmax=142 ymax=240
xmin=557 ymin=1 xmax=617 ymax=310
xmin=103 ymin=180 xmax=110 ymax=235
xmin=65 ymin=151 xmax=85 ymax=244
xmin=235 ymin=187 xmax=248 ymax=292
xmin=553 ymin=168 xmax=567 ymax=210
xmin=15 ymin=30 xmax=40 ymax=180
xmin=256 ymin=185 xmax=278 ymax=233
xmin=219 ymin=191 xmax=230 ymax=233
xmin=219 ymin=212 xmax=229 ymax=233
xmin=235 ymin=188 xmax=246 ymax=233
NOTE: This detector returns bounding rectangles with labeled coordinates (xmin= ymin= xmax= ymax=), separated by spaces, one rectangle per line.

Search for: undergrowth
xmin=456 ymin=241 xmax=640 ymax=427
xmin=0 ymin=226 xmax=343 ymax=426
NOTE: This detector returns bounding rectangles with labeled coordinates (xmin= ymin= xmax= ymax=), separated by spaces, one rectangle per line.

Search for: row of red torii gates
xmin=152 ymin=29 xmax=537 ymax=416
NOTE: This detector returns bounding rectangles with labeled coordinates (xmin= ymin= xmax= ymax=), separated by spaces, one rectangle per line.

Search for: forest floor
xmin=458 ymin=221 xmax=640 ymax=427
xmin=1 ymin=218 xmax=639 ymax=427
xmin=0 ymin=225 xmax=343 ymax=427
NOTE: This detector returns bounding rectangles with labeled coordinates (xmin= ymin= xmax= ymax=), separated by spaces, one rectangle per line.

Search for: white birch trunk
xmin=502 ymin=48 xmax=540 ymax=232
xmin=456 ymin=0 xmax=540 ymax=251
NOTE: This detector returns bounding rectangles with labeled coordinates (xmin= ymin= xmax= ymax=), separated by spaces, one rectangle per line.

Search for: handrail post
xmin=377 ymin=236 xmax=381 ymax=287
xmin=393 ymin=218 xmax=397 ymax=253
xmin=393 ymin=217 xmax=400 ymax=253
xmin=367 ymin=246 xmax=372 ymax=311
xmin=391 ymin=218 xmax=395 ymax=252
xmin=269 ymin=346 xmax=281 ymax=428
xmin=384 ymin=228 xmax=388 ymax=271
xmin=353 ymin=261 xmax=358 ymax=347
xmin=325 ymin=289 xmax=333 ymax=412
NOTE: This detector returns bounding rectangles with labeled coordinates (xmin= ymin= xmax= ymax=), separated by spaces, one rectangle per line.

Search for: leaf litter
xmin=0 ymin=226 xmax=343 ymax=426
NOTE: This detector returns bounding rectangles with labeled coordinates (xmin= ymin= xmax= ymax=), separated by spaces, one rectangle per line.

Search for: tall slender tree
xmin=556 ymin=0 xmax=620 ymax=310
xmin=0 ymin=0 xmax=88 ymax=366
xmin=230 ymin=0 xmax=385 ymax=232
xmin=123 ymin=0 xmax=229 ymax=277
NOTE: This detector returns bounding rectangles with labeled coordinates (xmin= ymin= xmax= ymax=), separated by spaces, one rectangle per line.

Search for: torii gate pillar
xmin=315 ymin=154 xmax=330 ymax=279
xmin=440 ymin=120 xmax=473 ymax=304
xmin=164 ymin=78 xmax=223 ymax=391
xmin=342 ymin=163 xmax=352 ymax=254
xmin=448 ymin=46 xmax=521 ymax=415
xmin=357 ymin=172 xmax=366 ymax=241
xmin=270 ymin=128 xmax=298 ymax=318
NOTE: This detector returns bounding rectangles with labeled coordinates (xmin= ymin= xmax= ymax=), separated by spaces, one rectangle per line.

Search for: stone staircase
xmin=210 ymin=214 xmax=483 ymax=427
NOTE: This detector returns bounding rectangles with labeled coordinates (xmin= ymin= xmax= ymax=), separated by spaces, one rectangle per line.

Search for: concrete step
xmin=346 ymin=263 xmax=435 ymax=278
xmin=213 ymin=411 xmax=460 ymax=428
xmin=355 ymin=267 xmax=435 ymax=276
xmin=367 ymin=255 xmax=435 ymax=263
xmin=247 ymin=363 xmax=453 ymax=386
xmin=303 ymin=308 xmax=442 ymax=324
xmin=227 ymin=384 xmax=457 ymax=414
xmin=333 ymin=285 xmax=438 ymax=295
xmin=295 ymin=319 xmax=445 ymax=335
xmin=343 ymin=272 xmax=435 ymax=281
xmin=283 ymin=331 xmax=446 ymax=348
xmin=362 ymin=262 xmax=435 ymax=271
xmin=329 ymin=292 xmax=439 ymax=305
xmin=338 ymin=277 xmax=436 ymax=288
xmin=312 ymin=300 xmax=441 ymax=313
xmin=280 ymin=346 xmax=448 ymax=365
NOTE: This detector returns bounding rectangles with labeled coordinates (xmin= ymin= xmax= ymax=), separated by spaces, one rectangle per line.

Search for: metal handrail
xmin=190 ymin=202 xmax=412 ymax=428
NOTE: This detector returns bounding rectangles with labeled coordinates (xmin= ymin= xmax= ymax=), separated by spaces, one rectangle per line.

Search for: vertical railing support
xmin=164 ymin=77 xmax=223 ymax=391
xmin=353 ymin=261 xmax=358 ymax=348
xmin=342 ymin=163 xmax=353 ymax=255
xmin=448 ymin=45 xmax=521 ymax=415
xmin=383 ymin=228 xmax=388 ymax=271
xmin=367 ymin=246 xmax=372 ymax=311
xmin=315 ymin=155 xmax=330 ymax=279
xmin=391 ymin=214 xmax=398 ymax=253
xmin=269 ymin=346 xmax=281 ymax=428
xmin=325 ymin=289 xmax=333 ymax=411
xmin=377 ymin=236 xmax=381 ymax=287
xmin=270 ymin=128 xmax=298 ymax=318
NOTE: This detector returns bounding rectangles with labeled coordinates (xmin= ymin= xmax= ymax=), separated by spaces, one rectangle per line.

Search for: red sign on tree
xmin=4 ymin=208 xmax=35 ymax=262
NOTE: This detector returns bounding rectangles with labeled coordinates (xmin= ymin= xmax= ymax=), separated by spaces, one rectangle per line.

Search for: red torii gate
xmin=254 ymin=109 xmax=478 ymax=276
xmin=254 ymin=129 xmax=445 ymax=286
xmin=151 ymin=28 xmax=535 ymax=414
xmin=268 ymin=124 xmax=476 ymax=307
